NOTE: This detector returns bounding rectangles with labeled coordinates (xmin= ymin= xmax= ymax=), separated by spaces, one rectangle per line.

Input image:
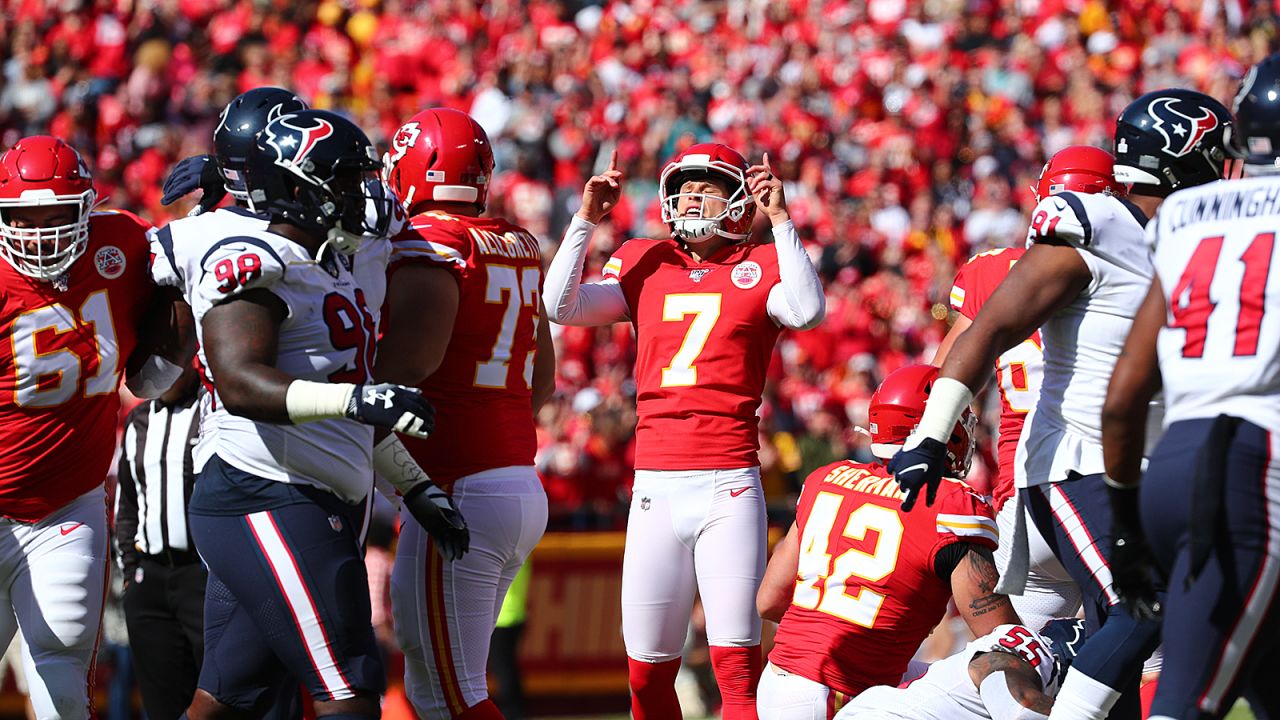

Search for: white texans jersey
xmin=835 ymin=625 xmax=1059 ymax=720
xmin=1015 ymin=191 xmax=1154 ymax=487
xmin=150 ymin=220 xmax=391 ymax=503
xmin=1150 ymin=177 xmax=1280 ymax=432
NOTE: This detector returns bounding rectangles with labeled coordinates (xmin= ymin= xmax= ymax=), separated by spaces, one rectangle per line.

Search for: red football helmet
xmin=868 ymin=364 xmax=976 ymax=478
xmin=383 ymin=108 xmax=494 ymax=213
xmin=1032 ymin=145 xmax=1127 ymax=203
xmin=0 ymin=136 xmax=98 ymax=280
xmin=659 ymin=143 xmax=755 ymax=242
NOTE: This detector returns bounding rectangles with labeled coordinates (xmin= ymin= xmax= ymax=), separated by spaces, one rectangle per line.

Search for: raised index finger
xmin=762 ymin=152 xmax=773 ymax=175
xmin=608 ymin=148 xmax=618 ymax=173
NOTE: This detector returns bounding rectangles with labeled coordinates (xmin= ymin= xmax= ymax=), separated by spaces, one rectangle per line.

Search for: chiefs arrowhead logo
xmin=1148 ymin=97 xmax=1219 ymax=158
xmin=387 ymin=121 xmax=422 ymax=170
xmin=263 ymin=114 xmax=334 ymax=169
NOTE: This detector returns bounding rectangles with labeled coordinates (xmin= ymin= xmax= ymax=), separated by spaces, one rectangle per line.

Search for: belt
xmin=140 ymin=547 xmax=201 ymax=567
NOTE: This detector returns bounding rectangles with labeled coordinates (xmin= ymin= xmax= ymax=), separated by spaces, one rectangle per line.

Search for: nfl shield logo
xmin=329 ymin=515 xmax=343 ymax=532
xmin=689 ymin=269 xmax=711 ymax=283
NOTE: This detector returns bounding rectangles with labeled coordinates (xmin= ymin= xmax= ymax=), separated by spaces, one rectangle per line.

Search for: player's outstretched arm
xmin=376 ymin=263 xmax=460 ymax=386
xmin=544 ymin=150 xmax=630 ymax=326
xmin=757 ymin=522 xmax=799 ymax=623
xmin=204 ymin=291 xmax=436 ymax=437
xmin=892 ymin=243 xmax=1090 ymax=508
xmin=949 ymin=545 xmax=1020 ymax=637
xmin=968 ymin=650 xmax=1054 ymax=719
xmin=750 ymin=153 xmax=825 ymax=331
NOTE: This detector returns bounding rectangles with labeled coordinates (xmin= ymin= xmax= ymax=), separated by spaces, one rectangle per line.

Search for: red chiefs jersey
xmin=949 ymin=248 xmax=1043 ymax=510
xmin=388 ymin=212 xmax=542 ymax=491
xmin=0 ymin=210 xmax=153 ymax=521
xmin=604 ymin=239 xmax=782 ymax=470
xmin=768 ymin=461 xmax=998 ymax=696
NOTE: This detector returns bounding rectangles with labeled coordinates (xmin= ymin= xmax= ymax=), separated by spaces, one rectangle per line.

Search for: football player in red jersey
xmin=929 ymin=147 xmax=1125 ymax=632
xmin=0 ymin=136 xmax=188 ymax=719
xmin=755 ymin=365 xmax=1018 ymax=718
xmin=545 ymin=145 xmax=825 ymax=719
xmin=377 ymin=107 xmax=554 ymax=720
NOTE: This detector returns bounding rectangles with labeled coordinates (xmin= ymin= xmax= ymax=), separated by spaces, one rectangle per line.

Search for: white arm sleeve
xmin=544 ymin=215 xmax=631 ymax=326
xmin=766 ymin=220 xmax=826 ymax=330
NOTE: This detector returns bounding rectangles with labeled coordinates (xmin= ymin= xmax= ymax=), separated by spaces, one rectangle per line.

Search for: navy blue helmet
xmin=214 ymin=87 xmax=307 ymax=201
xmin=243 ymin=109 xmax=392 ymax=251
xmin=1231 ymin=54 xmax=1280 ymax=173
xmin=1039 ymin=617 xmax=1087 ymax=688
xmin=1113 ymin=88 xmax=1234 ymax=196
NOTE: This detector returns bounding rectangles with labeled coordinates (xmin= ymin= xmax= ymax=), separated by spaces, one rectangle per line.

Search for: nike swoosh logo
xmin=729 ymin=487 xmax=750 ymax=497
xmin=60 ymin=523 xmax=84 ymax=536
xmin=899 ymin=463 xmax=930 ymax=476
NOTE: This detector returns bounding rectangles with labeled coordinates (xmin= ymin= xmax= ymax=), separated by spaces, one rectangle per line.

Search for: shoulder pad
xmin=192 ymin=234 xmax=293 ymax=305
xmin=1027 ymin=192 xmax=1091 ymax=248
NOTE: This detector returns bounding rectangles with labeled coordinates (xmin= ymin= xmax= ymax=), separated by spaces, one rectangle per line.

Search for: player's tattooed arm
xmin=967 ymin=650 xmax=1054 ymax=714
xmin=952 ymin=545 xmax=1020 ymax=637
xmin=202 ymin=289 xmax=292 ymax=422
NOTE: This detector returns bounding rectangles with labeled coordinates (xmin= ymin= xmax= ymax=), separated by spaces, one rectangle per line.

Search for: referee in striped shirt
xmin=115 ymin=363 xmax=203 ymax=720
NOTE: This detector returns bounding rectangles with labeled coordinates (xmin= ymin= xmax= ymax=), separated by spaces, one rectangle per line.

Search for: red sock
xmin=628 ymin=657 xmax=683 ymax=720
xmin=456 ymin=699 xmax=505 ymax=719
xmin=710 ymin=645 xmax=762 ymax=720
xmin=1140 ymin=678 xmax=1158 ymax=720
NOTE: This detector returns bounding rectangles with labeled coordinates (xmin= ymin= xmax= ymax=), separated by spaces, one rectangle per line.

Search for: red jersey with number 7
xmin=388 ymin=212 xmax=543 ymax=491
xmin=949 ymin=248 xmax=1043 ymax=510
xmin=0 ymin=210 xmax=153 ymax=522
xmin=768 ymin=460 xmax=998 ymax=696
xmin=603 ymin=238 xmax=782 ymax=470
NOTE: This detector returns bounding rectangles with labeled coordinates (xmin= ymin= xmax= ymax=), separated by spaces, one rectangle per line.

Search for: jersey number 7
xmin=660 ymin=293 xmax=721 ymax=387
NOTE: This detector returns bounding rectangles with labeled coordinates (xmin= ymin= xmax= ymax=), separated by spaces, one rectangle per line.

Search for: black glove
xmin=887 ymin=436 xmax=949 ymax=511
xmin=1107 ymin=482 xmax=1162 ymax=621
xmin=403 ymin=482 xmax=470 ymax=561
xmin=344 ymin=383 xmax=436 ymax=438
xmin=162 ymin=154 xmax=227 ymax=213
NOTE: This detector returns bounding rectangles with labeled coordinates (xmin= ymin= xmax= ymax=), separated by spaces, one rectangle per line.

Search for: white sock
xmin=1047 ymin=669 xmax=1123 ymax=720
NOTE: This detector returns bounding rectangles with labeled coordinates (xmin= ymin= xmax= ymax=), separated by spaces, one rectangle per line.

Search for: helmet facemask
xmin=0 ymin=188 xmax=98 ymax=281
xmin=660 ymin=166 xmax=752 ymax=243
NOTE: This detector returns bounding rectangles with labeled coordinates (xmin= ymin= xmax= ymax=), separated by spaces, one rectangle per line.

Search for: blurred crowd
xmin=2 ymin=0 xmax=1275 ymax=529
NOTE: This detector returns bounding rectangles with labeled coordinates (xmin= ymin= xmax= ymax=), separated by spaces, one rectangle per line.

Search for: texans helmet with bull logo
xmin=243 ymin=109 xmax=395 ymax=254
xmin=1113 ymin=88 xmax=1235 ymax=196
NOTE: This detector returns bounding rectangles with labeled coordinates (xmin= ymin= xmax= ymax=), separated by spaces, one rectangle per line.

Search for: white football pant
xmin=756 ymin=662 xmax=835 ymax=720
xmin=622 ymin=467 xmax=766 ymax=661
xmin=0 ymin=487 xmax=108 ymax=720
xmin=391 ymin=466 xmax=546 ymax=718
xmin=994 ymin=497 xmax=1083 ymax=630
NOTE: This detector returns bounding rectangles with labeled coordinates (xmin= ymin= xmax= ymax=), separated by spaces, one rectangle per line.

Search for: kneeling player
xmin=756 ymin=365 xmax=1019 ymax=719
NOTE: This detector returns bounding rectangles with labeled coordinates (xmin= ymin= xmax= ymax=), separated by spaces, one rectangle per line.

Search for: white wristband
xmin=915 ymin=376 xmax=974 ymax=443
xmin=980 ymin=671 xmax=1049 ymax=720
xmin=285 ymin=380 xmax=355 ymax=424
xmin=373 ymin=434 xmax=430 ymax=494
